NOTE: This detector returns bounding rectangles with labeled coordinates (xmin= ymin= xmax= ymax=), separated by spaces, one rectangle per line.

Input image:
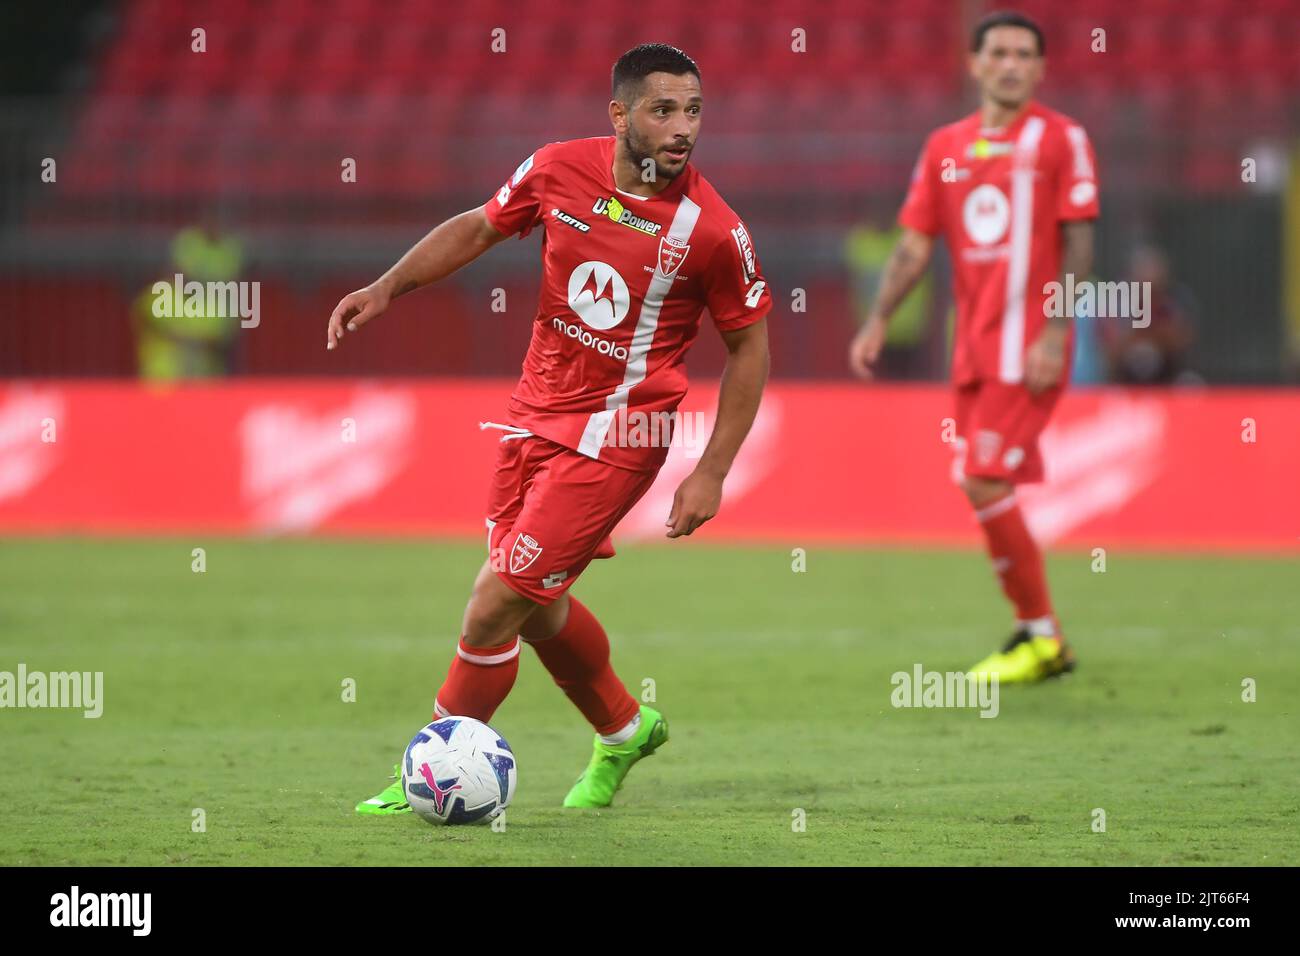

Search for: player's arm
xmin=848 ymin=227 xmax=934 ymax=379
xmin=666 ymin=317 xmax=769 ymax=539
xmin=326 ymin=206 xmax=507 ymax=350
xmin=1025 ymin=219 xmax=1094 ymax=393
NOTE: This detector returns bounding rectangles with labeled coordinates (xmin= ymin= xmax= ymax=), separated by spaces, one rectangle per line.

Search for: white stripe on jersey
xmin=999 ymin=116 xmax=1046 ymax=384
xmin=1065 ymin=125 xmax=1094 ymax=179
xmin=578 ymin=194 xmax=703 ymax=457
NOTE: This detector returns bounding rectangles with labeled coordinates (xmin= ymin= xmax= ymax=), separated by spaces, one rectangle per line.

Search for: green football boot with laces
xmin=967 ymin=629 xmax=1077 ymax=685
xmin=562 ymin=705 xmax=669 ymax=809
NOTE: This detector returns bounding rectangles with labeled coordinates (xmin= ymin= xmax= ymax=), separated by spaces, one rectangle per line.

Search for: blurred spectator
xmin=1068 ymin=271 xmax=1108 ymax=386
xmin=845 ymin=217 xmax=937 ymax=379
xmin=1101 ymin=245 xmax=1199 ymax=385
xmin=133 ymin=215 xmax=245 ymax=381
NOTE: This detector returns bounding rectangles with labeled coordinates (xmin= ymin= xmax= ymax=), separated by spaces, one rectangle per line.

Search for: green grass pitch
xmin=0 ymin=537 xmax=1296 ymax=866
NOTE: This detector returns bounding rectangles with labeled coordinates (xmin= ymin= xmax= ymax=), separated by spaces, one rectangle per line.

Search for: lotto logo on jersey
xmin=551 ymin=208 xmax=590 ymax=232
xmin=592 ymin=197 xmax=662 ymax=236
xmin=509 ymin=533 xmax=543 ymax=574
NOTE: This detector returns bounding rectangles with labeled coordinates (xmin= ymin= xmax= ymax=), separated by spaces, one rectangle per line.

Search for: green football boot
xmin=355 ymin=763 xmax=412 ymax=815
xmin=562 ymin=705 xmax=669 ymax=809
xmin=967 ymin=629 xmax=1076 ymax=685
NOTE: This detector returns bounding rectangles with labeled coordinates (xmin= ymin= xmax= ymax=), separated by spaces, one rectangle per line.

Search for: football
xmin=401 ymin=717 xmax=517 ymax=825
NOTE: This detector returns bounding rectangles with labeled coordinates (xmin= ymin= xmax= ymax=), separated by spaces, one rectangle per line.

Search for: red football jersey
xmin=899 ymin=101 xmax=1099 ymax=386
xmin=483 ymin=136 xmax=770 ymax=471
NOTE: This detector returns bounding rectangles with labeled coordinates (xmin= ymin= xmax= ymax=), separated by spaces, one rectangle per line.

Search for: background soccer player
xmin=848 ymin=11 xmax=1098 ymax=683
xmin=327 ymin=43 xmax=771 ymax=811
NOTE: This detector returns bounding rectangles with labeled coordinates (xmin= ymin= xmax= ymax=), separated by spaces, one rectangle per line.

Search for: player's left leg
xmin=493 ymin=447 xmax=668 ymax=807
xmin=520 ymin=592 xmax=667 ymax=808
xmin=956 ymin=383 xmax=1075 ymax=684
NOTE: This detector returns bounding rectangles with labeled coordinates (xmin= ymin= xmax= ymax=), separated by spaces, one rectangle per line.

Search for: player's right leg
xmin=355 ymin=560 xmax=540 ymax=816
xmin=963 ymin=474 xmax=1076 ymax=683
xmin=955 ymin=381 xmax=1075 ymax=683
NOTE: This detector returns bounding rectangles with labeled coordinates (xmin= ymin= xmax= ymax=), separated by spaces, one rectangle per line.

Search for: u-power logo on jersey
xmin=592 ymin=197 xmax=662 ymax=236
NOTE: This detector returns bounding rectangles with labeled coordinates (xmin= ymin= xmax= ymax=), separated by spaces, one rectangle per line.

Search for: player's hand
xmin=327 ymin=283 xmax=392 ymax=350
xmin=1025 ymin=324 xmax=1068 ymax=394
xmin=848 ymin=314 xmax=889 ymax=380
xmin=666 ymin=469 xmax=723 ymax=538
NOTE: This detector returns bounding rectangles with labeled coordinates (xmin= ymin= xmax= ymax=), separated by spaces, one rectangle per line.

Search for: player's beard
xmin=622 ymin=125 xmax=689 ymax=183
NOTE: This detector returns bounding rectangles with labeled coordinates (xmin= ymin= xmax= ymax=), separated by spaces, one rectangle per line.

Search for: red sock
xmin=433 ymin=636 xmax=520 ymax=723
xmin=975 ymin=493 xmax=1055 ymax=630
xmin=526 ymin=597 xmax=639 ymax=736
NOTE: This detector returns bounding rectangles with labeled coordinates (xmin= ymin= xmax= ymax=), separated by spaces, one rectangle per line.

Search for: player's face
xmin=619 ymin=72 xmax=702 ymax=181
xmin=969 ymin=26 xmax=1043 ymax=110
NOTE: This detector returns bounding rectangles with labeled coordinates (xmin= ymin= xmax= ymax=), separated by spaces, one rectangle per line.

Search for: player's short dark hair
xmin=971 ymin=10 xmax=1045 ymax=56
xmin=611 ymin=43 xmax=700 ymax=103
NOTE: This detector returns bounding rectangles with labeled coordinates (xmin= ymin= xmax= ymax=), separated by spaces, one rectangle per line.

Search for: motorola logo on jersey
xmin=962 ymin=184 xmax=1010 ymax=246
xmin=551 ymin=316 xmax=629 ymax=361
xmin=566 ymin=260 xmax=629 ymax=331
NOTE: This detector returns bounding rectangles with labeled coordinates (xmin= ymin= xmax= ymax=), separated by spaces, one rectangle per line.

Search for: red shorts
xmin=485 ymin=435 xmax=659 ymax=604
xmin=951 ymin=381 xmax=1063 ymax=485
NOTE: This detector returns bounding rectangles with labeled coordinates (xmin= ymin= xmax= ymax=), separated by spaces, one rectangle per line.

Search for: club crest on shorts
xmin=975 ymin=429 xmax=1002 ymax=467
xmin=657 ymin=235 xmax=690 ymax=277
xmin=509 ymin=533 xmax=543 ymax=574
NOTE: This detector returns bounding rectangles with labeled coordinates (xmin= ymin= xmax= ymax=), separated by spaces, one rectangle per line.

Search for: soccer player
xmin=848 ymin=11 xmax=1097 ymax=683
xmin=328 ymin=44 xmax=771 ymax=811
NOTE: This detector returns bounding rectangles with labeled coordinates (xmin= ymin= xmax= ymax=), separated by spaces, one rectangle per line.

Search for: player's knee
xmin=962 ymin=475 xmax=1012 ymax=509
xmin=462 ymin=570 xmax=537 ymax=647
xmin=519 ymin=592 xmax=570 ymax=643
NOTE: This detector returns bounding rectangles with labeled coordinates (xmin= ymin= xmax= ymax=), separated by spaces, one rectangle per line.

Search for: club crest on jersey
xmin=592 ymin=197 xmax=663 ymax=237
xmin=509 ymin=533 xmax=543 ymax=574
xmin=657 ymin=235 xmax=690 ymax=277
